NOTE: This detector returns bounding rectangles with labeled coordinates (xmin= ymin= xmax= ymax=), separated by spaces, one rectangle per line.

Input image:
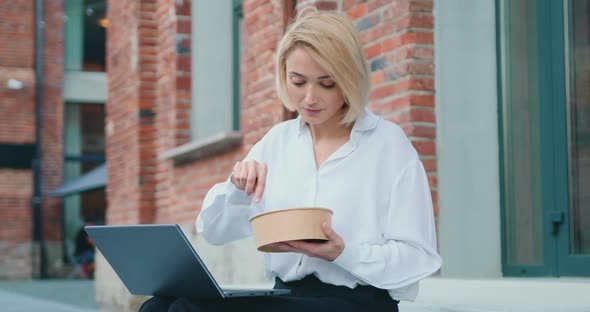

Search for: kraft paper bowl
xmin=249 ymin=207 xmax=333 ymax=252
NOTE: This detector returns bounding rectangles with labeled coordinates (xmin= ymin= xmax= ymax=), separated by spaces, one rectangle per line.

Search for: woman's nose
xmin=304 ymin=85 xmax=317 ymax=105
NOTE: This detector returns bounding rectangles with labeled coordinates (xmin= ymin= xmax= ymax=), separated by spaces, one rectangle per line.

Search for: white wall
xmin=435 ymin=0 xmax=502 ymax=277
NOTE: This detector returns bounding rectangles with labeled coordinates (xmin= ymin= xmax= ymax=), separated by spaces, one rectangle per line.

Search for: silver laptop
xmin=85 ymin=224 xmax=290 ymax=299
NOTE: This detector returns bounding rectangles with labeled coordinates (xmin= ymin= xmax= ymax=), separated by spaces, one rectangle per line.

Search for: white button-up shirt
xmin=197 ymin=109 xmax=442 ymax=301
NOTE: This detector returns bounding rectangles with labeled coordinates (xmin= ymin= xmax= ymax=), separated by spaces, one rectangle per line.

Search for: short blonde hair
xmin=275 ymin=8 xmax=370 ymax=125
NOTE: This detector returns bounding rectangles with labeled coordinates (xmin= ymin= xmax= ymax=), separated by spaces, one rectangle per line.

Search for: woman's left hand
xmin=266 ymin=222 xmax=345 ymax=261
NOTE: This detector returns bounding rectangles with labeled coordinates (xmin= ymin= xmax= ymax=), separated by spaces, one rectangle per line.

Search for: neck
xmin=308 ymin=118 xmax=352 ymax=142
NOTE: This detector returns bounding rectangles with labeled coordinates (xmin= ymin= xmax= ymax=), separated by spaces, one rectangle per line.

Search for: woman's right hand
xmin=230 ymin=160 xmax=267 ymax=203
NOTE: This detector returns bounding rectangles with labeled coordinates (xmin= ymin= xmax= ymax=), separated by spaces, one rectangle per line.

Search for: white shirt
xmin=197 ymin=109 xmax=442 ymax=301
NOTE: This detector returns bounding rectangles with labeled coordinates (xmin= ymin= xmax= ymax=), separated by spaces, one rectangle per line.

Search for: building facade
xmin=0 ymin=0 xmax=588 ymax=311
xmin=0 ymin=0 xmax=107 ymax=279
xmin=99 ymin=0 xmax=437 ymax=309
xmin=436 ymin=0 xmax=589 ymax=279
xmin=0 ymin=0 xmax=65 ymax=279
xmin=99 ymin=0 xmax=589 ymax=309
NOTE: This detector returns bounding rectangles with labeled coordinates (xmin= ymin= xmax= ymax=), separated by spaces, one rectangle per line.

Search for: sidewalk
xmin=399 ymin=277 xmax=590 ymax=312
xmin=231 ymin=276 xmax=590 ymax=312
xmin=0 ymin=277 xmax=589 ymax=311
xmin=0 ymin=279 xmax=97 ymax=312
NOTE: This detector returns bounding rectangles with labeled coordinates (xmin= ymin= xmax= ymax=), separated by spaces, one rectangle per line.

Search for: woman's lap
xmin=142 ymin=294 xmax=395 ymax=312
xmin=140 ymin=275 xmax=398 ymax=312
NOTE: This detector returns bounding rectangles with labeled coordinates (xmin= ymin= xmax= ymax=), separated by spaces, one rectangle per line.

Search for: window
xmin=191 ymin=0 xmax=242 ymax=140
xmin=62 ymin=0 xmax=107 ymax=262
xmin=499 ymin=0 xmax=544 ymax=269
xmin=63 ymin=0 xmax=107 ymax=103
xmin=64 ymin=0 xmax=107 ymax=72
xmin=63 ymin=103 xmax=106 ymax=260
xmin=499 ymin=0 xmax=590 ymax=276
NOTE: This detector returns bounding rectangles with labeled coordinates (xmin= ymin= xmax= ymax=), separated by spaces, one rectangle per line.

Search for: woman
xmin=141 ymin=7 xmax=441 ymax=312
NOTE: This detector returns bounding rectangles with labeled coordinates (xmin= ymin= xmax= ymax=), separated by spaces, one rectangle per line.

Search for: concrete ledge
xmin=397 ymin=276 xmax=590 ymax=311
xmin=64 ymin=71 xmax=106 ymax=103
xmin=160 ymin=131 xmax=242 ymax=165
xmin=223 ymin=277 xmax=590 ymax=311
xmin=415 ymin=277 xmax=590 ymax=305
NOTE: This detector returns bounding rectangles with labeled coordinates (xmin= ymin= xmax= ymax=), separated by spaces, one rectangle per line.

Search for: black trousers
xmin=139 ymin=275 xmax=399 ymax=312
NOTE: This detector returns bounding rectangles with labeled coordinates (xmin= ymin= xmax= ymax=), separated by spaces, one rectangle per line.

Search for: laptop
xmin=85 ymin=224 xmax=291 ymax=299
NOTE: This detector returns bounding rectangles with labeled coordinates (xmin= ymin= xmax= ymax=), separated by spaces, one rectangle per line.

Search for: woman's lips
xmin=303 ymin=108 xmax=322 ymax=115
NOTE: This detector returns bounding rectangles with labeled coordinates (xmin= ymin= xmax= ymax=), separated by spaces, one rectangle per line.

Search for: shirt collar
xmin=297 ymin=108 xmax=379 ymax=136
xmin=352 ymin=108 xmax=379 ymax=132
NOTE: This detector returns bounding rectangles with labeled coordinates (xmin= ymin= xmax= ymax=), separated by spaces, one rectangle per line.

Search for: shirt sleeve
xmin=332 ymin=159 xmax=442 ymax=289
xmin=196 ymin=139 xmax=266 ymax=245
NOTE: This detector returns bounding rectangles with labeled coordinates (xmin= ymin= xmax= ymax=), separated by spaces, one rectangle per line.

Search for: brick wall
xmin=100 ymin=0 xmax=138 ymax=302
xmin=0 ymin=69 xmax=35 ymax=143
xmin=100 ymin=0 xmax=179 ymax=308
xmin=41 ymin=0 xmax=65 ymax=244
xmin=159 ymin=0 xmax=289 ymax=226
xmin=0 ymin=170 xmax=33 ymax=279
xmin=0 ymin=0 xmax=65 ymax=279
xmin=0 ymin=4 xmax=36 ymax=278
xmin=266 ymin=0 xmax=439 ymax=214
xmin=0 ymin=1 xmax=35 ymax=69
xmin=104 ymin=0 xmax=180 ymax=227
xmin=175 ymin=0 xmax=192 ymax=147
xmin=0 ymin=171 xmax=33 ymax=241
xmin=105 ymin=0 xmax=437 ymax=232
xmin=105 ymin=0 xmax=141 ymax=226
xmin=103 ymin=0 xmax=435 ymax=309
xmin=344 ymin=0 xmax=437 ymax=215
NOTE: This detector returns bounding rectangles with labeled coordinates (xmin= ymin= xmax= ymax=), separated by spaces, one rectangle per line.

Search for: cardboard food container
xmin=249 ymin=207 xmax=333 ymax=252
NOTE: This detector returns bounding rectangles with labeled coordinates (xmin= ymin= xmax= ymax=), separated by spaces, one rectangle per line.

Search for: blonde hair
xmin=275 ymin=7 xmax=370 ymax=125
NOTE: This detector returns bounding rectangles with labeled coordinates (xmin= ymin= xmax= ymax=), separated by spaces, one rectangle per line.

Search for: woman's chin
xmin=301 ymin=115 xmax=324 ymax=125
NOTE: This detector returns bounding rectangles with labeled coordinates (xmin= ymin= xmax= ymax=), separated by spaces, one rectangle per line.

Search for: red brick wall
xmin=0 ymin=1 xmax=35 ymax=69
xmin=106 ymin=0 xmax=179 ymax=225
xmin=345 ymin=0 xmax=437 ymax=215
xmin=0 ymin=0 xmax=36 ymax=278
xmin=148 ymin=0 xmax=286 ymax=224
xmin=0 ymin=68 xmax=35 ymax=143
xmin=159 ymin=0 xmax=288 ymax=225
xmin=0 ymin=171 xmax=33 ymax=240
xmin=41 ymin=0 xmax=65 ymax=242
xmin=106 ymin=0 xmax=437 ymax=227
xmin=0 ymin=1 xmax=36 ymax=254
xmin=175 ymin=0 xmax=192 ymax=147
xmin=261 ymin=0 xmax=438 ymax=215
xmin=0 ymin=0 xmax=65 ymax=279
xmin=149 ymin=0 xmax=191 ymax=223
xmin=105 ymin=0 xmax=142 ymax=225
xmin=103 ymin=0 xmax=436 ymax=308
xmin=106 ymin=0 xmax=290 ymax=226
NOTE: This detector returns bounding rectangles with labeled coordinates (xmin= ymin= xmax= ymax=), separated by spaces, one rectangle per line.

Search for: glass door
xmin=499 ymin=0 xmax=547 ymax=276
xmin=558 ymin=0 xmax=590 ymax=275
xmin=499 ymin=0 xmax=590 ymax=276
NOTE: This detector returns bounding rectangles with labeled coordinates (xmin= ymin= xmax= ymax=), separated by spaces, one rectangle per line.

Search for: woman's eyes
xmin=291 ymin=79 xmax=336 ymax=89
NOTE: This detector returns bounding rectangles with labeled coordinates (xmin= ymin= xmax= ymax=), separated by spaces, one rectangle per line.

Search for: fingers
xmin=261 ymin=226 xmax=344 ymax=261
xmin=270 ymin=238 xmax=343 ymax=261
xmin=322 ymin=222 xmax=335 ymax=239
xmin=283 ymin=240 xmax=320 ymax=258
xmin=322 ymin=222 xmax=342 ymax=245
xmin=231 ymin=162 xmax=242 ymax=188
xmin=239 ymin=162 xmax=249 ymax=190
xmin=244 ymin=161 xmax=257 ymax=195
xmin=231 ymin=161 xmax=267 ymax=203
xmin=254 ymin=163 xmax=267 ymax=203
xmin=266 ymin=242 xmax=295 ymax=253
